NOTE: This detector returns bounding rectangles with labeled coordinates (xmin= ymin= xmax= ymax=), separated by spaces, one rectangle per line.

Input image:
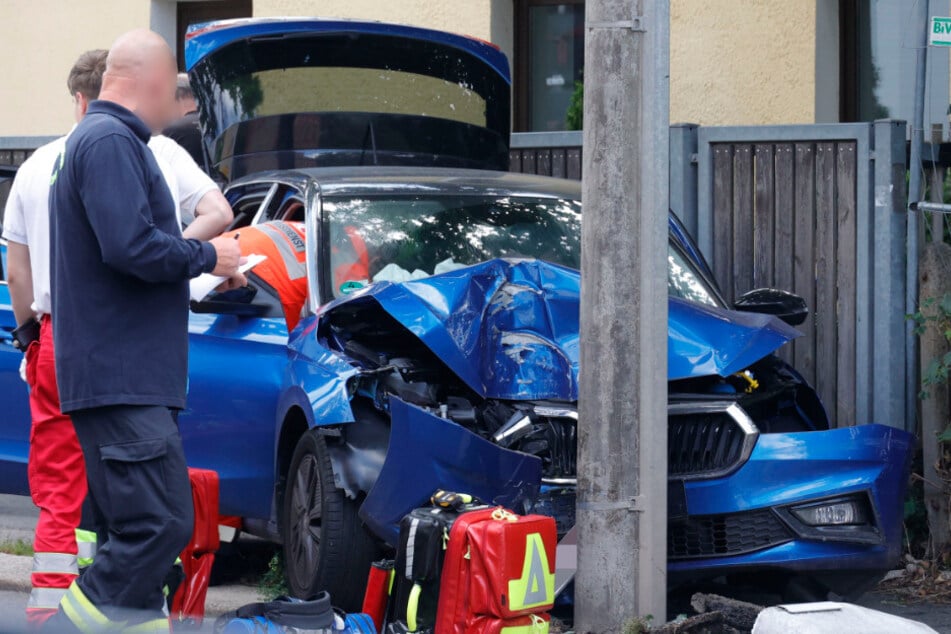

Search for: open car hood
xmin=184 ymin=18 xmax=511 ymax=180
xmin=318 ymin=259 xmax=801 ymax=401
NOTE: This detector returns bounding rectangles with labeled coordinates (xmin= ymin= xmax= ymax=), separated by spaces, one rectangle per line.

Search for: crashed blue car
xmin=0 ymin=17 xmax=912 ymax=612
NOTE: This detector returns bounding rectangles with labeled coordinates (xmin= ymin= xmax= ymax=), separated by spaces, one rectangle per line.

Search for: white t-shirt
xmin=1 ymin=133 xmax=218 ymax=315
xmin=149 ymin=134 xmax=217 ymax=226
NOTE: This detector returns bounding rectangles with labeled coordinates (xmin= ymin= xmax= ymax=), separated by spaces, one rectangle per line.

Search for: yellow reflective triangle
xmin=507 ymin=532 xmax=555 ymax=611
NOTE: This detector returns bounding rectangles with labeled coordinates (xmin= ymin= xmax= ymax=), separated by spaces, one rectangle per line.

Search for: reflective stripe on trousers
xmin=27 ymin=585 xmax=69 ymax=610
xmin=124 ymin=618 xmax=170 ymax=633
xmin=32 ymin=552 xmax=78 ymax=576
xmin=76 ymin=529 xmax=97 ymax=568
xmin=59 ymin=581 xmax=171 ymax=633
xmin=29 ymin=552 xmax=79 ymax=610
xmin=60 ymin=581 xmax=111 ymax=633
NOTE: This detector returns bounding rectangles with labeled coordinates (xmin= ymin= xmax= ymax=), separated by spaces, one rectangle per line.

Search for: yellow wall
xmin=253 ymin=0 xmax=514 ymax=61
xmin=0 ymin=0 xmax=819 ymax=136
xmin=261 ymin=0 xmax=818 ymax=127
xmin=0 ymin=0 xmax=151 ymax=137
xmin=670 ymin=0 xmax=817 ymax=126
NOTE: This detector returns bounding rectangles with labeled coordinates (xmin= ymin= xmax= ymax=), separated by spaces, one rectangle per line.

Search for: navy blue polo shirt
xmin=49 ymin=100 xmax=217 ymax=413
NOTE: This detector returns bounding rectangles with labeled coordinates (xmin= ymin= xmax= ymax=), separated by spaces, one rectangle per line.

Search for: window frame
xmin=513 ymin=0 xmax=586 ymax=132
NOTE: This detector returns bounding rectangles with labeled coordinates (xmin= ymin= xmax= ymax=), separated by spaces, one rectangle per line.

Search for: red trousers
xmin=24 ymin=317 xmax=86 ymax=626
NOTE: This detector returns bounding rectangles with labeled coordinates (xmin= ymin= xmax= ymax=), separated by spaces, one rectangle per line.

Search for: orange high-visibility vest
xmin=332 ymin=225 xmax=371 ymax=292
xmin=223 ymin=221 xmax=308 ymax=331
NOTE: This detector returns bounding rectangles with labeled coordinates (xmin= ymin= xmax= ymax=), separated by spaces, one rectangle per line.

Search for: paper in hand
xmin=190 ymin=254 xmax=267 ymax=302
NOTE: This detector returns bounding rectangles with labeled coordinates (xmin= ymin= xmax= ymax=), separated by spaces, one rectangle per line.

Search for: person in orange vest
xmin=223 ymin=221 xmax=308 ymax=330
xmin=224 ymin=220 xmax=372 ymax=328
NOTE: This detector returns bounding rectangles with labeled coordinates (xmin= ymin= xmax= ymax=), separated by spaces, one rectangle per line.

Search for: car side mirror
xmin=190 ymin=299 xmax=270 ymax=317
xmin=190 ymin=286 xmax=269 ymax=317
xmin=733 ymin=288 xmax=809 ymax=326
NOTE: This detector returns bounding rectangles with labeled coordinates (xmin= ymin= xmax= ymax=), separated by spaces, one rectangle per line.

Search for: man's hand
xmin=209 ymin=235 xmax=241 ymax=277
xmin=214 ymin=272 xmax=248 ymax=293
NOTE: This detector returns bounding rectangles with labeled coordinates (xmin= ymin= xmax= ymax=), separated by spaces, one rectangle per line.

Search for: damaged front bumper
xmin=361 ymin=397 xmax=912 ymax=596
xmin=358 ymin=397 xmax=542 ymax=545
xmin=668 ymin=423 xmax=913 ymax=592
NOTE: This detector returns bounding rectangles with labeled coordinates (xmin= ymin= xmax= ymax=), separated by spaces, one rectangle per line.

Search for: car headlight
xmin=790 ymin=497 xmax=869 ymax=526
xmin=776 ymin=493 xmax=881 ymax=544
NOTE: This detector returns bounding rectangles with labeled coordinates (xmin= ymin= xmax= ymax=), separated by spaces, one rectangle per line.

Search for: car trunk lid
xmin=184 ymin=18 xmax=511 ymax=180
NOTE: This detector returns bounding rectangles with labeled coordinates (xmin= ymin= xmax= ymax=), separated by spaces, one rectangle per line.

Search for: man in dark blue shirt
xmin=47 ymin=29 xmax=242 ymax=632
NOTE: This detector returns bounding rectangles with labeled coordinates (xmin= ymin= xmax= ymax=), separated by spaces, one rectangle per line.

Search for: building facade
xmin=0 ymin=0 xmax=947 ymax=137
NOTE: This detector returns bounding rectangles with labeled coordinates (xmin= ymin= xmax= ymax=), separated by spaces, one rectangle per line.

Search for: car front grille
xmin=668 ymin=509 xmax=793 ymax=559
xmin=668 ymin=402 xmax=759 ymax=479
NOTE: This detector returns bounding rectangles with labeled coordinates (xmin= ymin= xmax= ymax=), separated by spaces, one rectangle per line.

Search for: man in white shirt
xmin=1 ymin=48 xmax=235 ymax=627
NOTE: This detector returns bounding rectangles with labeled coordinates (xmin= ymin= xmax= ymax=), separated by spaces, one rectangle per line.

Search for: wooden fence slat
xmin=772 ymin=144 xmax=795 ymax=365
xmin=566 ymin=148 xmax=582 ymax=180
xmin=551 ymin=148 xmax=567 ymax=179
xmin=521 ymin=150 xmax=537 ymax=176
xmin=537 ymin=149 xmax=552 ymax=178
xmin=712 ymin=145 xmax=735 ymax=302
xmin=793 ymin=143 xmax=817 ymax=386
xmin=814 ymin=142 xmax=837 ymax=419
xmin=752 ymin=144 xmax=775 ymax=289
xmin=835 ymin=142 xmax=858 ymax=426
xmin=509 ymin=150 xmax=522 ymax=173
xmin=732 ymin=146 xmax=755 ymax=301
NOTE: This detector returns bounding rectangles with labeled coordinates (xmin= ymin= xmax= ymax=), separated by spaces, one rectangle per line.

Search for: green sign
xmin=930 ymin=17 xmax=951 ymax=46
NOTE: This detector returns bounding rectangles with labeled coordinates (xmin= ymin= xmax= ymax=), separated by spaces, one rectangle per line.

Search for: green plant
xmin=566 ymin=81 xmax=583 ymax=131
xmin=622 ymin=615 xmax=653 ymax=634
xmin=910 ymin=295 xmax=951 ymax=415
xmin=0 ymin=538 xmax=33 ymax=557
xmin=259 ymin=551 xmax=289 ymax=600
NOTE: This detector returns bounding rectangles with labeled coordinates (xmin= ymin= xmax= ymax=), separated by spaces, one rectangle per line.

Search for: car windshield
xmin=667 ymin=242 xmax=721 ymax=307
xmin=323 ymin=194 xmax=582 ymax=297
xmin=321 ymin=192 xmax=723 ymax=307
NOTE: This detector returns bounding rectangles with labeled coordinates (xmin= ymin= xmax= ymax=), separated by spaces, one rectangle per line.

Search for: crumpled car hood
xmin=319 ymin=259 xmax=801 ymax=400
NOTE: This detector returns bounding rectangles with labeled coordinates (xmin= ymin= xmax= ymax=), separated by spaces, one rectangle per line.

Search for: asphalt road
xmin=3 ymin=494 xmax=951 ymax=631
xmin=0 ymin=590 xmax=27 ymax=633
xmin=0 ymin=495 xmax=36 ymax=543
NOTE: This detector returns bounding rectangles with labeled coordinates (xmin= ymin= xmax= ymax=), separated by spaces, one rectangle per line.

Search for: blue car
xmin=0 ymin=18 xmax=912 ymax=612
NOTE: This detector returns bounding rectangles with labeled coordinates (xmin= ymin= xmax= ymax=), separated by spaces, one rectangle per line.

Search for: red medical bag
xmin=435 ymin=507 xmax=556 ymax=634
xmin=172 ymin=468 xmax=221 ymax=629
xmin=465 ymin=614 xmax=550 ymax=634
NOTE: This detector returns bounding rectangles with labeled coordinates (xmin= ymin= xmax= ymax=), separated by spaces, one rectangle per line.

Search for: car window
xmin=323 ymin=194 xmax=582 ymax=298
xmin=259 ymin=186 xmax=305 ymax=224
xmin=225 ymin=183 xmax=275 ymax=230
xmin=668 ymin=242 xmax=720 ymax=307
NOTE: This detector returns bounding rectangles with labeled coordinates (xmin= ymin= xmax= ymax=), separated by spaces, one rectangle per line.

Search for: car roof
xmin=227 ymin=166 xmax=583 ymax=200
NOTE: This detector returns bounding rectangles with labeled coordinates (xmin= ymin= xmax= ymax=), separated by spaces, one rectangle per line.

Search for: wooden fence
xmin=707 ymin=141 xmax=858 ymax=427
xmin=510 ymin=123 xmax=910 ymax=431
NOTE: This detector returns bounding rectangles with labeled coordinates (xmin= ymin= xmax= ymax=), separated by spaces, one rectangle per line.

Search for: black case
xmin=389 ymin=504 xmax=488 ymax=632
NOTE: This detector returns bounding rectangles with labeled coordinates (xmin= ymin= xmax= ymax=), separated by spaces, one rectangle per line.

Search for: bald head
xmin=106 ymin=29 xmax=175 ymax=77
xmin=99 ymin=29 xmax=178 ymax=133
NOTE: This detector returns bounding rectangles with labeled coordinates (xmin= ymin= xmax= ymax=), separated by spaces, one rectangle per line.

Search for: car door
xmin=177 ymin=185 xmax=292 ymax=521
xmin=0 ymin=241 xmax=32 ymax=495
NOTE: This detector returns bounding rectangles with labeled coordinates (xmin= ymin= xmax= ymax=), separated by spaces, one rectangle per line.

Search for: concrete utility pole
xmin=576 ymin=0 xmax=669 ymax=631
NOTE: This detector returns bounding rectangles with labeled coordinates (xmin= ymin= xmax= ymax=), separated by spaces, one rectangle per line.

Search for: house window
xmin=514 ymin=0 xmax=585 ymax=132
xmin=838 ymin=0 xmax=949 ymax=135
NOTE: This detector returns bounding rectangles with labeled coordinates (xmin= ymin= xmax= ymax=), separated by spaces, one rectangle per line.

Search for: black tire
xmin=281 ymin=430 xmax=379 ymax=611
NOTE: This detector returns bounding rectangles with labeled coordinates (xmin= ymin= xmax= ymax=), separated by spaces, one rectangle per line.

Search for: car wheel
xmin=281 ymin=430 xmax=379 ymax=610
